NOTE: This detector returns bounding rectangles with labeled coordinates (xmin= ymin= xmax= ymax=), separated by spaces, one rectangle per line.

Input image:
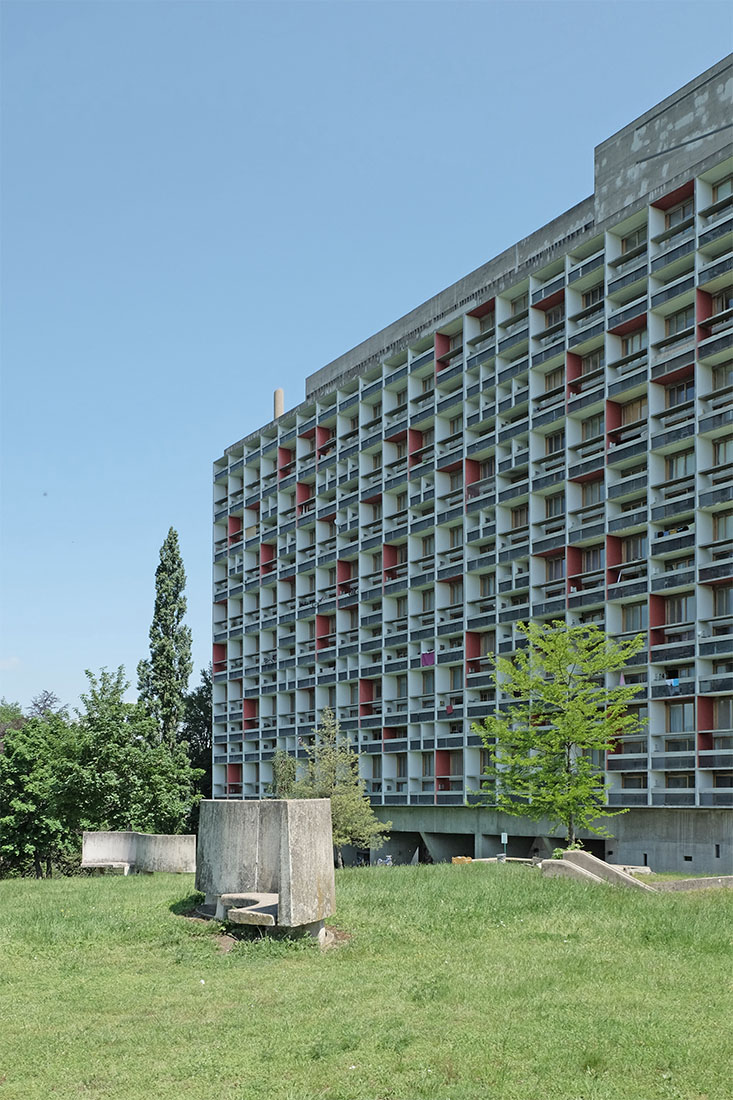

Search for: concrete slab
xmin=563 ymin=850 xmax=656 ymax=892
xmin=540 ymin=860 xmax=606 ymax=885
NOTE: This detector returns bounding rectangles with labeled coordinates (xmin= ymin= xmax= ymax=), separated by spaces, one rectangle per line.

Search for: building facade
xmin=213 ymin=58 xmax=733 ymax=871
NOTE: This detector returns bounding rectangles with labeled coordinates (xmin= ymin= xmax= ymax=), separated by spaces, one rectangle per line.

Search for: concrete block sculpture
xmin=195 ymin=798 xmax=336 ymax=937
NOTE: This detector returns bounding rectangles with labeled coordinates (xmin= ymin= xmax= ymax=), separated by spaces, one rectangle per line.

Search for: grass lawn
xmin=1 ymin=865 xmax=731 ymax=1100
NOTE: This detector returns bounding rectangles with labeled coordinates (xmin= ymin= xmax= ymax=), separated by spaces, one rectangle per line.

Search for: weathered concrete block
xmin=563 ymin=849 xmax=656 ymax=892
xmin=195 ymin=799 xmax=336 ymax=930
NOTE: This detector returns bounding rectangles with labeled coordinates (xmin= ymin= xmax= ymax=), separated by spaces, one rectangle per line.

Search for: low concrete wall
xmin=653 ymin=876 xmax=733 ymax=892
xmin=82 ymin=831 xmax=196 ymax=873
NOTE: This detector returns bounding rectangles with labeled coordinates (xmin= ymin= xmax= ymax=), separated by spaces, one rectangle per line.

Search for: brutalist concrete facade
xmin=213 ymin=57 xmax=733 ymax=872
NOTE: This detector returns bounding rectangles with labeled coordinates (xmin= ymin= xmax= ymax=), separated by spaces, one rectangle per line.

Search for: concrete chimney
xmin=274 ymin=388 xmax=284 ymax=419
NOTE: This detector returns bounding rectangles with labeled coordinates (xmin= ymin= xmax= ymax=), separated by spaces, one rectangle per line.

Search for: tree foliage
xmin=27 ymin=690 xmax=65 ymax=720
xmin=473 ymin=620 xmax=646 ymax=846
xmin=179 ymin=665 xmax=212 ymax=794
xmin=293 ymin=709 xmax=390 ymax=864
xmin=137 ymin=527 xmax=193 ymax=743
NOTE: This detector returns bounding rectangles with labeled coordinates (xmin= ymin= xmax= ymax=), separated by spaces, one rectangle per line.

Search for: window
xmin=422 ymin=589 xmax=435 ymax=612
xmin=422 ymin=534 xmax=434 ymax=556
xmin=479 ymin=310 xmax=495 ymax=334
xmin=545 ymin=492 xmax=565 ymax=518
xmin=511 ymin=504 xmax=528 ymax=528
xmin=665 ymin=379 xmax=694 ymax=407
xmin=714 ymin=513 xmax=733 ymax=541
xmin=713 ymin=363 xmax=733 ymax=390
xmin=372 ymin=551 xmax=382 ymax=572
xmin=545 ymin=367 xmax=564 ymax=391
xmin=422 ymin=752 xmax=434 ymax=777
xmin=421 ymin=376 xmax=433 ymax=394
xmin=665 ymin=772 xmax=695 ymax=789
xmin=582 ymin=479 xmax=603 ymax=506
xmin=665 ymin=306 xmax=695 ymax=338
xmin=395 ymin=440 xmax=407 ymax=460
xmin=450 ymin=665 xmax=463 ymax=691
xmin=395 ymin=596 xmax=407 ymax=618
xmin=621 ymin=396 xmax=647 ymax=424
xmin=545 ymin=305 xmax=564 ymax=327
xmin=349 ymin=682 xmax=359 ymax=704
xmin=666 ymin=451 xmax=695 ymax=479
xmin=449 ymin=470 xmax=463 ymax=492
xmin=713 ymin=177 xmax=733 ymax=202
xmin=371 ymin=755 xmax=382 ymax=779
xmin=511 ymin=292 xmax=528 ymax=315
xmin=622 ymin=739 xmax=646 ymax=755
xmin=479 ymin=457 xmax=495 ymax=479
xmin=480 ymin=573 xmax=496 ymax=598
xmin=623 ymin=602 xmax=648 ymax=632
xmin=713 ymin=698 xmax=732 ymax=730
xmin=396 ymin=675 xmax=407 ymax=698
xmin=449 ymin=416 xmax=462 ymax=436
xmin=713 ymin=772 xmax=733 ymax=788
xmin=546 ymin=430 xmax=565 ymax=454
xmin=422 ymin=670 xmax=434 ymax=694
xmin=371 ymin=502 xmax=382 ymax=522
xmin=449 ymin=331 xmax=462 ymax=351
xmin=714 ymin=438 xmax=733 ymax=467
xmin=327 ymin=567 xmax=337 ymax=586
xmin=421 ymin=427 xmax=434 ymax=446
xmin=396 ymin=491 xmax=407 ymax=512
xmin=711 ymin=290 xmax=733 ymax=316
xmin=372 ymin=402 xmax=382 ymax=419
xmin=582 ymin=284 xmax=604 ymax=309
xmin=581 ymin=348 xmax=604 ymax=374
xmin=449 ymin=524 xmax=463 ymax=548
xmin=394 ymin=388 xmax=407 ymax=407
xmin=621 ymin=226 xmax=646 ymax=253
xmin=622 ymin=535 xmax=647 ymax=562
xmin=665 ymin=198 xmax=693 ymax=228
xmin=621 ymin=330 xmax=647 ymax=357
xmin=582 ymin=545 xmax=605 ymax=571
xmin=546 ymin=556 xmax=565 ymax=581
xmin=621 ymin=774 xmax=645 ymax=789
xmin=665 ymin=736 xmax=694 ymax=753
xmin=582 ymin=413 xmax=604 ymax=441
xmin=449 ymin=580 xmax=464 ymax=605
xmin=349 ymin=415 xmax=359 ymax=432
xmin=714 ymin=586 xmax=733 ymax=617
xmin=666 ymin=702 xmax=695 ymax=733
xmin=666 ymin=594 xmax=695 ymax=623
xmin=479 ymin=631 xmax=495 ymax=656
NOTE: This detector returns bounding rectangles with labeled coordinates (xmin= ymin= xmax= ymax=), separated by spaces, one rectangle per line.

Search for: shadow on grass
xmin=169 ymin=892 xmax=204 ymax=916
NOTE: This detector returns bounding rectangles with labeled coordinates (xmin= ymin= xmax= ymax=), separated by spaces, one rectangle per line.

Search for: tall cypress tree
xmin=137 ymin=527 xmax=193 ymax=743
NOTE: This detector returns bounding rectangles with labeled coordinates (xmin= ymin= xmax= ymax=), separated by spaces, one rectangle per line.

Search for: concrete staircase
xmin=540 ymin=850 xmax=657 ymax=891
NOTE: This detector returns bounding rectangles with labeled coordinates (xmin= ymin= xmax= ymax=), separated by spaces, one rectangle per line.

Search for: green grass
xmin=1 ymin=865 xmax=731 ymax=1100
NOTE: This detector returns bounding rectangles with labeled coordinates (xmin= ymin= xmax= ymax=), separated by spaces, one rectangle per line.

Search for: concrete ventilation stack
xmin=274 ymin=388 xmax=284 ymax=419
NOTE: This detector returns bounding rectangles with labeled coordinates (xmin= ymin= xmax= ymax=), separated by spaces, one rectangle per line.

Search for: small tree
xmin=473 ymin=620 xmax=645 ymax=847
xmin=294 ymin=709 xmax=390 ymax=866
xmin=137 ymin=528 xmax=193 ymax=743
xmin=179 ymin=665 xmax=212 ymax=800
xmin=268 ymin=749 xmax=297 ymax=798
xmin=26 ymin=690 xmax=65 ymax=720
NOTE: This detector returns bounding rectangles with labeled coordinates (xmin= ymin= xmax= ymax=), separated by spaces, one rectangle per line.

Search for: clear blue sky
xmin=1 ymin=1 xmax=730 ymax=711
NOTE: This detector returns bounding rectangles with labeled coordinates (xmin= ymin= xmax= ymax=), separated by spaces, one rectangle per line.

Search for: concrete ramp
xmin=540 ymin=859 xmax=606 ymax=886
xmin=562 ymin=850 xmax=656 ymax=892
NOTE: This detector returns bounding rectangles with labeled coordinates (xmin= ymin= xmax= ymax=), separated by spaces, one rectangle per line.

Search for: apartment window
xmin=372 ymin=502 xmax=382 ymax=522
xmin=422 ymin=752 xmax=434 ymax=777
xmin=582 ymin=413 xmax=604 ymax=441
xmin=713 ymin=177 xmax=733 ymax=202
xmin=479 ymin=310 xmax=495 ymax=334
xmin=449 ymin=525 xmax=463 ymax=549
xmin=449 ymin=470 xmax=463 ymax=492
xmin=713 ymin=698 xmax=733 ymax=730
xmin=327 ymin=567 xmax=337 ymax=587
xmin=713 ymin=363 xmax=733 ymax=390
xmin=479 ymin=457 xmax=495 ymax=479
xmin=327 ymin=686 xmax=337 ymax=708
xmin=582 ymin=479 xmax=603 ymax=506
xmin=450 ymin=665 xmax=463 ymax=691
xmin=422 ymin=427 xmax=434 ymax=446
xmin=396 ymin=491 xmax=407 ymax=512
xmin=663 ymin=735 xmax=694 ymax=754
xmin=450 ymin=415 xmax=462 ymax=434
xmin=621 ymin=330 xmax=647 ymax=357
xmin=546 ymin=556 xmax=565 ymax=581
xmin=307 ymin=620 xmax=316 ymax=640
xmin=665 ymin=306 xmax=695 ymax=338
xmin=665 ymin=379 xmax=694 ymax=407
xmin=421 ymin=376 xmax=433 ymax=394
xmin=394 ymin=388 xmax=407 ymax=407
xmin=545 ymin=366 xmax=564 ymax=391
xmin=621 ymin=226 xmax=646 ymax=253
xmin=372 ymin=453 xmax=382 ymax=471
xmin=621 ymin=774 xmax=645 ymax=789
xmin=449 ymin=580 xmax=464 ymax=605
xmin=349 ymin=609 xmax=359 ymax=629
xmin=581 ymin=348 xmax=604 ymax=374
xmin=582 ymin=545 xmax=605 ymax=571
xmin=714 ymin=585 xmax=733 ymax=617
xmin=714 ymin=772 xmax=733 ymax=788
xmin=479 ymin=573 xmax=496 ymax=598
xmin=666 ymin=450 xmax=695 ymax=479
xmin=511 ymin=292 xmax=528 ymax=315
xmin=372 ymin=402 xmax=382 ymax=420
xmin=622 ymin=535 xmax=647 ymax=561
xmin=666 ymin=702 xmax=695 ymax=733
xmin=479 ymin=631 xmax=495 ymax=656
xmin=422 ymin=670 xmax=434 ymax=694
xmin=396 ymin=675 xmax=407 ymax=698
xmin=711 ymin=290 xmax=733 ymax=316
xmin=621 ymin=396 xmax=647 ymax=424
xmin=396 ymin=543 xmax=408 ymax=564
xmin=422 ymin=589 xmax=435 ymax=612
xmin=665 ymin=772 xmax=695 ymax=789
xmin=666 ymin=594 xmax=695 ymax=623
xmin=371 ymin=755 xmax=382 ymax=780
xmin=511 ymin=504 xmax=528 ymax=528
xmin=623 ymin=602 xmax=648 ymax=632
xmin=713 ymin=513 xmax=733 ymax=540
xmin=545 ymin=492 xmax=565 ymax=518
xmin=665 ymin=198 xmax=693 ymax=228
xmin=395 ymin=596 xmax=407 ymax=618
xmin=349 ymin=682 xmax=359 ymax=704
xmin=422 ymin=535 xmax=435 ymax=556
xmin=582 ymin=284 xmax=604 ymax=309
xmin=546 ymin=430 xmax=565 ymax=454
xmin=449 ymin=331 xmax=462 ymax=351
xmin=623 ymin=739 xmax=647 ymax=755
xmin=665 ymin=555 xmax=694 ymax=572
xmin=545 ymin=305 xmax=564 ymax=328
xmin=372 ymin=551 xmax=382 ymax=572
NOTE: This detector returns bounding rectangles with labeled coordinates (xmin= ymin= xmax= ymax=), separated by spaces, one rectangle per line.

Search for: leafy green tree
xmin=0 ymin=713 xmax=80 ymax=877
xmin=137 ymin=528 xmax=193 ymax=743
xmin=268 ymin=749 xmax=297 ymax=798
xmin=294 ymin=708 xmax=390 ymax=866
xmin=473 ymin=620 xmax=645 ymax=847
xmin=0 ymin=698 xmax=25 ymax=753
xmin=74 ymin=667 xmax=200 ymax=834
xmin=179 ymin=665 xmax=212 ymax=797
xmin=27 ymin=690 xmax=65 ymax=719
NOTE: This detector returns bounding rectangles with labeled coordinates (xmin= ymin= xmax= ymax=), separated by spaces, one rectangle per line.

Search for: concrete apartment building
xmin=213 ymin=57 xmax=733 ymax=871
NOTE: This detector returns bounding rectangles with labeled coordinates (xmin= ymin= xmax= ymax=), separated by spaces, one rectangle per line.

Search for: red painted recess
xmin=243 ymin=699 xmax=257 ymax=731
xmin=435 ymin=331 xmax=451 ymax=372
xmin=260 ymin=542 xmax=276 ymax=579
xmin=467 ymin=298 xmax=495 ymax=320
xmin=605 ymin=536 xmax=622 ymax=595
xmin=384 ymin=426 xmax=407 ymax=444
xmin=226 ymin=762 xmax=242 ymax=785
xmin=465 ymin=458 xmax=481 ymax=491
xmin=436 ymin=749 xmax=452 ymax=791
xmin=649 ymin=594 xmax=665 ymax=649
xmin=566 ymin=546 xmax=582 ymax=594
xmin=651 ymin=179 xmax=693 ymax=211
xmin=696 ymin=287 xmax=714 ymax=345
xmin=213 ymin=643 xmax=227 ymax=676
xmin=383 ymin=727 xmax=400 ymax=741
xmin=383 ymin=543 xmax=399 ymax=582
xmin=278 ymin=447 xmax=295 ymax=480
xmin=465 ymin=631 xmax=481 ymax=675
xmin=608 ymin=312 xmax=647 ymax=337
xmin=228 ymin=515 xmax=242 ymax=545
xmin=315 ymin=615 xmax=335 ymax=651
xmin=408 ymin=428 xmax=424 ymax=470
xmin=566 ymin=352 xmax=583 ymax=394
xmin=697 ymin=698 xmax=713 ymax=752
xmin=534 ymin=287 xmax=565 ymax=312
